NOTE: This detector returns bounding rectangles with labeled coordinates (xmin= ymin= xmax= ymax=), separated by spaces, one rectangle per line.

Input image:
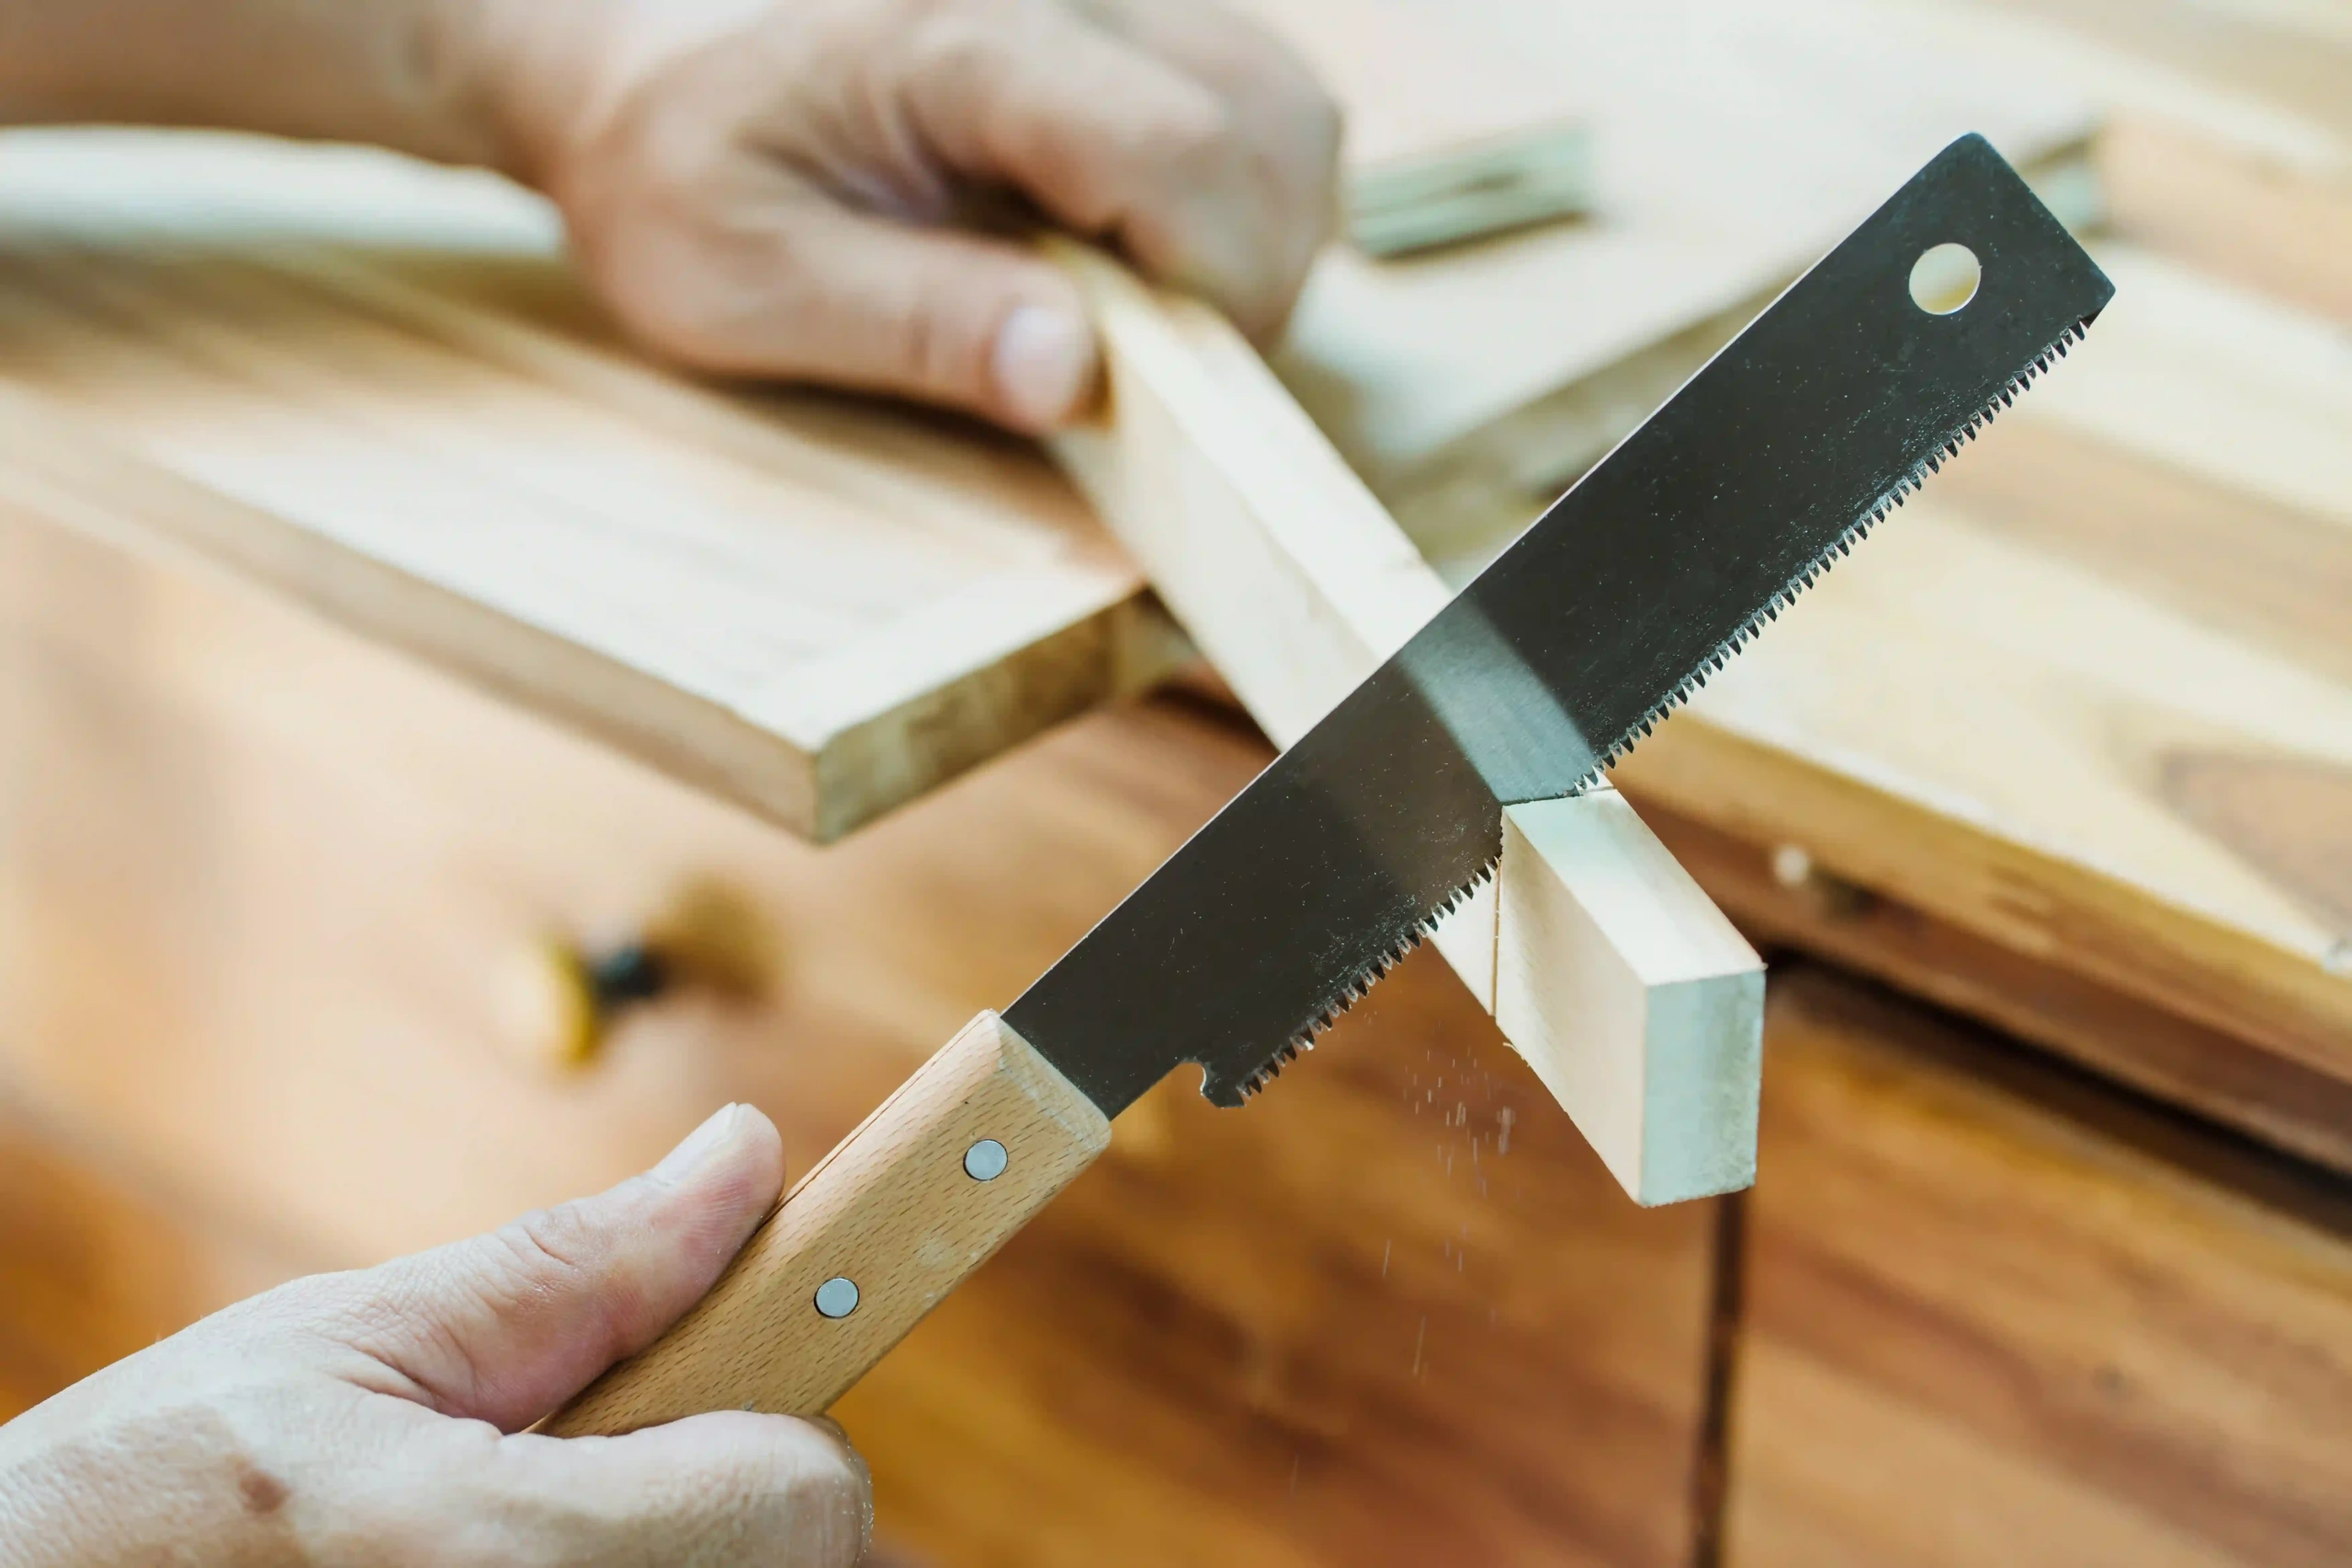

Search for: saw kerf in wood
xmin=1044 ymin=239 xmax=1765 ymax=1206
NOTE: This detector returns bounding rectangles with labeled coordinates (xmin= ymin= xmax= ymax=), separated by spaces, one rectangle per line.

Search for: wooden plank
xmin=1244 ymin=0 xmax=1591 ymax=255
xmin=2098 ymin=115 xmax=2352 ymax=323
xmin=0 ymin=130 xmax=1187 ymax=843
xmin=1869 ymin=0 xmax=2348 ymax=183
xmin=2003 ymin=245 xmax=2352 ymax=531
xmin=0 ymin=508 xmax=1721 ymax=1563
xmin=1977 ymin=0 xmax=2352 ymax=144
xmin=1049 ymin=244 xmax=1763 ymax=1205
xmin=1619 ymin=498 xmax=2352 ymax=1089
xmin=1728 ymin=969 xmax=2352 ymax=1567
xmin=1637 ymin=798 xmax=2352 ymax=1179
xmin=1608 ymin=247 xmax=2352 ymax=1122
xmin=1265 ymin=0 xmax=2100 ymax=568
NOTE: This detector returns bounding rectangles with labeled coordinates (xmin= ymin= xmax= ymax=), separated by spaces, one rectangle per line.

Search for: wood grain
xmin=2098 ymin=115 xmax=2352 ymax=323
xmin=842 ymin=956 xmax=1722 ymax=1568
xmin=1635 ymin=798 xmax=2352 ymax=1179
xmin=1268 ymin=0 xmax=2098 ymax=550
xmin=0 ymin=130 xmax=1184 ymax=842
xmin=1992 ymin=246 xmax=2352 ymax=546
xmin=0 ymin=509 xmax=1720 ymax=1563
xmin=1617 ymin=498 xmax=2352 ymax=1082
xmin=1596 ymin=238 xmax=2352 ymax=1149
xmin=1928 ymin=414 xmax=2352 ymax=692
xmin=1727 ymin=969 xmax=2352 ymax=1567
xmin=1050 ymin=243 xmax=1762 ymax=1206
xmin=1498 ymin=798 xmax=1764 ymax=1205
xmin=1983 ymin=0 xmax=2352 ymax=143
xmin=548 ymin=1013 xmax=1110 ymax=1434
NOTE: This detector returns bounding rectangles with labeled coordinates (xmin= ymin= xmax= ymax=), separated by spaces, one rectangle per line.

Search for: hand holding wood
xmin=481 ymin=0 xmax=1341 ymax=432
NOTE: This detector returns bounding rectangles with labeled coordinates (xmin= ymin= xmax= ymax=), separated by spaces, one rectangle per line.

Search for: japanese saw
xmin=542 ymin=134 xmax=2113 ymax=1435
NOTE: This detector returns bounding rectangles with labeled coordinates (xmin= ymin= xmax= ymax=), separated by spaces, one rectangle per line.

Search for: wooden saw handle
xmin=541 ymin=1012 xmax=1111 ymax=1435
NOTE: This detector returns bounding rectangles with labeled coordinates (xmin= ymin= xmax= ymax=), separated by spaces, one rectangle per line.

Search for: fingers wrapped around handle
xmin=542 ymin=1012 xmax=1111 ymax=1436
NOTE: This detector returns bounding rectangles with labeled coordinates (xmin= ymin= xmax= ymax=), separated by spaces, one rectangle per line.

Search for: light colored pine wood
xmin=1976 ymin=0 xmax=2352 ymax=145
xmin=2097 ymin=114 xmax=2352 ymax=323
xmin=0 ymin=130 xmax=1186 ymax=843
xmin=1047 ymin=242 xmax=1761 ymax=1205
xmin=1868 ymin=0 xmax=2348 ymax=182
xmin=1729 ymin=971 xmax=2352 ymax=1568
xmin=545 ymin=1012 xmax=1109 ymax=1433
xmin=1046 ymin=242 xmax=1447 ymax=747
xmin=1996 ymin=243 xmax=2352 ymax=528
xmin=1496 ymin=797 xmax=1763 ymax=1205
xmin=1243 ymin=0 xmax=1591 ymax=255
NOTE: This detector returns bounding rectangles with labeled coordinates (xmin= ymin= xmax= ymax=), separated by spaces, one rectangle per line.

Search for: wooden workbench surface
xmin=0 ymin=150 xmax=1183 ymax=842
xmin=1612 ymin=114 xmax=2352 ymax=1172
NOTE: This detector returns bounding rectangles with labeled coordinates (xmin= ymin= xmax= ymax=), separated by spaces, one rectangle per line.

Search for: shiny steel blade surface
xmin=1008 ymin=133 xmax=2114 ymax=1115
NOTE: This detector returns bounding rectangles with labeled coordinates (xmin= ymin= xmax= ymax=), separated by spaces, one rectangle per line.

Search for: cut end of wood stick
xmin=1497 ymin=795 xmax=1764 ymax=1206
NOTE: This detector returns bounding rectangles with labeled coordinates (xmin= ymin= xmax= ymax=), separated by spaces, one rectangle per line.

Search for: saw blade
xmin=1006 ymin=132 xmax=2114 ymax=1114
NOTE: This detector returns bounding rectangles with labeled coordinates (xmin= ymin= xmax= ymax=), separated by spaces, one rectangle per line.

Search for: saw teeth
xmin=1229 ymin=313 xmax=2098 ymax=1106
xmin=1550 ymin=311 xmax=2098 ymax=805
xmin=1231 ymin=852 xmax=1499 ymax=1101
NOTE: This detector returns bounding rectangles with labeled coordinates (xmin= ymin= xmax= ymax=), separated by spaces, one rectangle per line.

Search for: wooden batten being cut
xmin=1498 ymin=797 xmax=1763 ymax=1203
xmin=1046 ymin=243 xmax=1763 ymax=1206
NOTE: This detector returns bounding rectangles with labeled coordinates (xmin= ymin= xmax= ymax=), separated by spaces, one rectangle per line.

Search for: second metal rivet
xmin=814 ymin=1276 xmax=860 ymax=1319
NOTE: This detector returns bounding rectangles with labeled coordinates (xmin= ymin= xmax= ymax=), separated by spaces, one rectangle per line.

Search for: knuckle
xmin=856 ymin=270 xmax=997 ymax=401
xmin=498 ymin=1200 xmax=608 ymax=1290
xmin=594 ymin=209 xmax=831 ymax=373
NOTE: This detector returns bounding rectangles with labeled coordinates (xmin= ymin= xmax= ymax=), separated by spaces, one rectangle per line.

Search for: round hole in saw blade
xmin=1908 ymin=242 xmax=1982 ymax=314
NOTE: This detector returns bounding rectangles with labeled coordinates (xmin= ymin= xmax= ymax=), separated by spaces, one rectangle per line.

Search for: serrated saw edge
xmin=1231 ymin=311 xmax=2100 ymax=1101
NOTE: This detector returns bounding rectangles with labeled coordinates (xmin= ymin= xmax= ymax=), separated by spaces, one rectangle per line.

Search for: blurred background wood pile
xmin=0 ymin=0 xmax=2348 ymax=1563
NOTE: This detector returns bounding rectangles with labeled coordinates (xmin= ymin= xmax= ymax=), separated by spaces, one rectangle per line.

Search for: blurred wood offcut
xmin=1 ymin=0 xmax=2348 ymax=1562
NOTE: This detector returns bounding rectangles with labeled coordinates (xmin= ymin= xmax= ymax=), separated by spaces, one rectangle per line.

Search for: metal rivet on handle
xmin=814 ymin=1277 xmax=860 ymax=1319
xmin=964 ymin=1139 xmax=1009 ymax=1181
